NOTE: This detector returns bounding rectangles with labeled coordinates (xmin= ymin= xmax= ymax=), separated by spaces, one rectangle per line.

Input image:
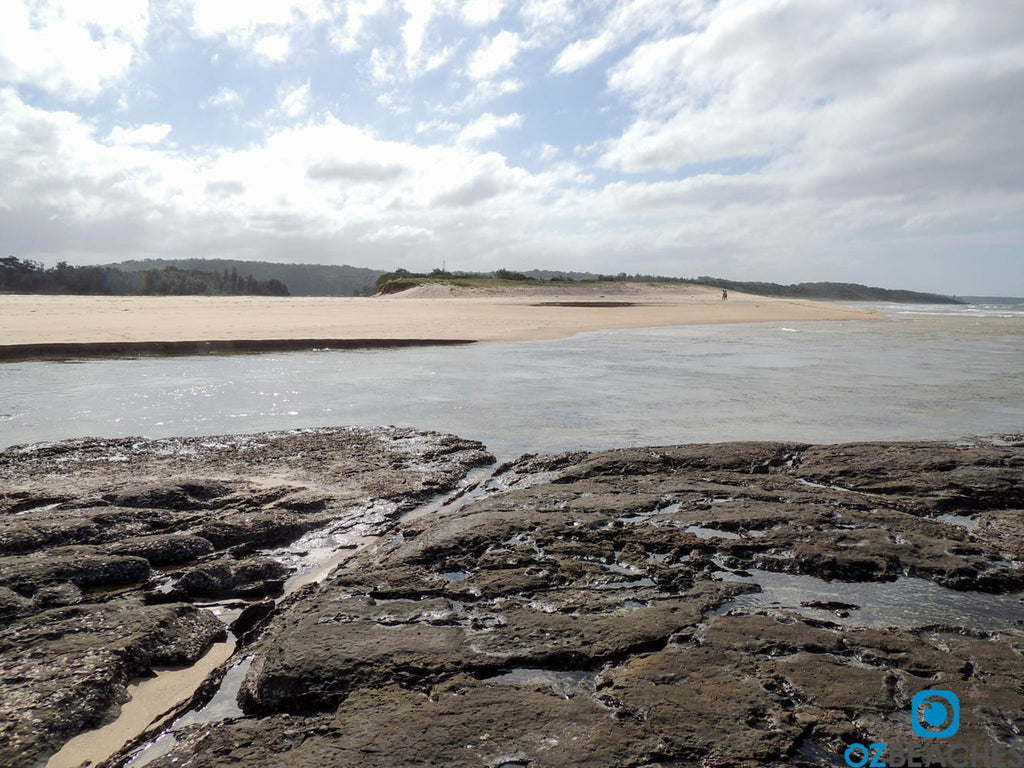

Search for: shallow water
xmin=123 ymin=655 xmax=252 ymax=768
xmin=717 ymin=570 xmax=1024 ymax=631
xmin=9 ymin=311 xmax=1021 ymax=766
xmin=2 ymin=316 xmax=1021 ymax=461
xmin=482 ymin=668 xmax=598 ymax=699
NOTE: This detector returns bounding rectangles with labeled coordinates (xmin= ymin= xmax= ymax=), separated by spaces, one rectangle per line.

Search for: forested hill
xmin=110 ymin=259 xmax=383 ymax=296
xmin=690 ymin=277 xmax=963 ymax=304
xmin=519 ymin=270 xmax=962 ymax=303
xmin=1 ymin=257 xmax=289 ymax=296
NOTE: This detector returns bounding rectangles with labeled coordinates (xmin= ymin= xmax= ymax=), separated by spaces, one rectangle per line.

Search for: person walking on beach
xmin=722 ymin=289 xmax=728 ymax=300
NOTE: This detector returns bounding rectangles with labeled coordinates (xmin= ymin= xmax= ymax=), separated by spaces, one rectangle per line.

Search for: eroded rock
xmin=5 ymin=436 xmax=1022 ymax=768
xmin=0 ymin=600 xmax=224 ymax=768
xmin=0 ymin=427 xmax=492 ymax=767
xmin=211 ymin=439 xmax=1024 ymax=767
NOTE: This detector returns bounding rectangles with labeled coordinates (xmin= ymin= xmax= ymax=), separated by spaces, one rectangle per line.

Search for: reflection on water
xmin=125 ymin=656 xmax=251 ymax=768
xmin=2 ymin=318 xmax=1022 ymax=461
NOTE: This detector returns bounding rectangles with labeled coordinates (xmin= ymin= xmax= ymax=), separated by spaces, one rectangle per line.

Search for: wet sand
xmin=0 ymin=284 xmax=881 ymax=360
xmin=45 ymin=640 xmax=236 ymax=768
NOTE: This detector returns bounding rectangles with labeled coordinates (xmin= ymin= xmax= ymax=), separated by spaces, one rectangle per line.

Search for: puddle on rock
xmin=603 ymin=561 xmax=641 ymax=575
xmin=176 ymin=655 xmax=251 ymax=727
xmin=279 ymin=533 xmax=375 ymax=594
xmin=400 ymin=466 xmax=496 ymax=525
xmin=685 ymin=525 xmax=742 ymax=540
xmin=599 ymin=577 xmax=656 ymax=590
xmin=618 ymin=502 xmax=681 ymax=524
xmin=15 ymin=501 xmax=62 ymax=516
xmin=794 ymin=479 xmax=885 ymax=500
xmin=936 ymin=513 xmax=979 ymax=531
xmin=714 ymin=569 xmax=1024 ymax=631
xmin=482 ymin=668 xmax=598 ymax=699
xmin=125 ymin=655 xmax=254 ymax=768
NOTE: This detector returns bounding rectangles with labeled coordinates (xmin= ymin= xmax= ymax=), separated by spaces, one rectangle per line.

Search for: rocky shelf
xmin=0 ymin=432 xmax=1022 ymax=767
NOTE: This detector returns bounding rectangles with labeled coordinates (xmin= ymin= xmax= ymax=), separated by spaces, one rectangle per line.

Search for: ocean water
xmin=855 ymin=299 xmax=1024 ymax=319
xmin=1 ymin=311 xmax=1022 ymax=461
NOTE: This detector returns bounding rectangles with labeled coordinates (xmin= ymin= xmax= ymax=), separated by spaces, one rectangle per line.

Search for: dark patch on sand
xmin=530 ymin=300 xmax=637 ymax=307
xmin=0 ymin=338 xmax=474 ymax=362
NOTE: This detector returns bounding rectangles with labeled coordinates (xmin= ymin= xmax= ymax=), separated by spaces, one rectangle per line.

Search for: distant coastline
xmin=5 ymin=256 xmax=968 ymax=304
xmin=374 ymin=269 xmax=964 ymax=305
xmin=0 ymin=257 xmax=289 ymax=297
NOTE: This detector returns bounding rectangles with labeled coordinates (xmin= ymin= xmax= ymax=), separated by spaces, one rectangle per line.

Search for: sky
xmin=1 ymin=0 xmax=1022 ymax=294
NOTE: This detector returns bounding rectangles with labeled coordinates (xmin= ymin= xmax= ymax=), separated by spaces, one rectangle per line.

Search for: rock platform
xmin=1 ymin=433 xmax=1021 ymax=767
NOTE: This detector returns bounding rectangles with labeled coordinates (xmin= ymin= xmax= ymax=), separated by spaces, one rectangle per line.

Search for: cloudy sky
xmin=1 ymin=0 xmax=1022 ymax=294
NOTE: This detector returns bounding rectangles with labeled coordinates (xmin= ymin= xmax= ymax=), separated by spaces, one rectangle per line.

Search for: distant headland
xmin=373 ymin=268 xmax=964 ymax=304
xmin=2 ymin=256 xmax=964 ymax=304
xmin=0 ymin=257 xmax=289 ymax=297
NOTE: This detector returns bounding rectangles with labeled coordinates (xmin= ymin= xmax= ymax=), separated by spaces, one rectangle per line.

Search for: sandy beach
xmin=0 ymin=283 xmax=881 ymax=359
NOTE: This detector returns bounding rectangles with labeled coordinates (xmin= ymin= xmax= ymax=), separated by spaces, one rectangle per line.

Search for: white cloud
xmin=434 ymin=77 xmax=523 ymax=114
xmin=2 ymin=2 xmax=1024 ymax=291
xmin=539 ymin=143 xmax=560 ymax=162
xmin=460 ymin=78 xmax=524 ymax=109
xmin=551 ymin=33 xmax=613 ymax=74
xmin=600 ymin=107 xmax=799 ymax=171
xmin=253 ymin=33 xmax=292 ymax=63
xmin=416 ymin=119 xmax=459 ymax=134
xmin=205 ymin=179 xmax=246 ymax=198
xmin=368 ymin=47 xmax=399 ymax=85
xmin=189 ymin=0 xmax=327 ymax=40
xmin=468 ymin=30 xmax=521 ymax=80
xmin=399 ymin=0 xmax=458 ymax=77
xmin=0 ymin=0 xmax=149 ymax=97
xmin=344 ymin=2 xmax=453 ymax=80
xmin=423 ymin=46 xmax=455 ymax=73
xmin=358 ymin=224 xmax=435 ymax=243
xmin=457 ymin=112 xmax=524 ymax=143
xmin=600 ymin=0 xmax=1024 ymax=180
xmin=547 ymin=0 xmax=705 ymax=76
xmin=401 ymin=0 xmax=433 ymax=66
xmin=375 ymin=89 xmax=412 ymax=114
xmin=0 ymin=89 xmax=556 ymax=267
xmin=462 ymin=0 xmax=504 ymax=27
xmin=430 ymin=152 xmax=525 ymax=207
xmin=187 ymin=0 xmax=327 ymax=62
xmin=106 ymin=124 xmax=173 ymax=146
xmin=278 ymin=82 xmax=311 ymax=118
xmin=203 ymin=87 xmax=244 ymax=110
xmin=519 ymin=0 xmax=578 ymax=35
xmin=329 ymin=0 xmax=388 ymax=52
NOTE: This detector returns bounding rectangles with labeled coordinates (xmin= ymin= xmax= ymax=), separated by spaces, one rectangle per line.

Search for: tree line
xmin=108 ymin=258 xmax=381 ymax=296
xmin=0 ymin=257 xmax=290 ymax=296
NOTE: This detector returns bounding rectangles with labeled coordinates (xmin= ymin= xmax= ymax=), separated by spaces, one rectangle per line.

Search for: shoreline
xmin=0 ymin=286 xmax=884 ymax=361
